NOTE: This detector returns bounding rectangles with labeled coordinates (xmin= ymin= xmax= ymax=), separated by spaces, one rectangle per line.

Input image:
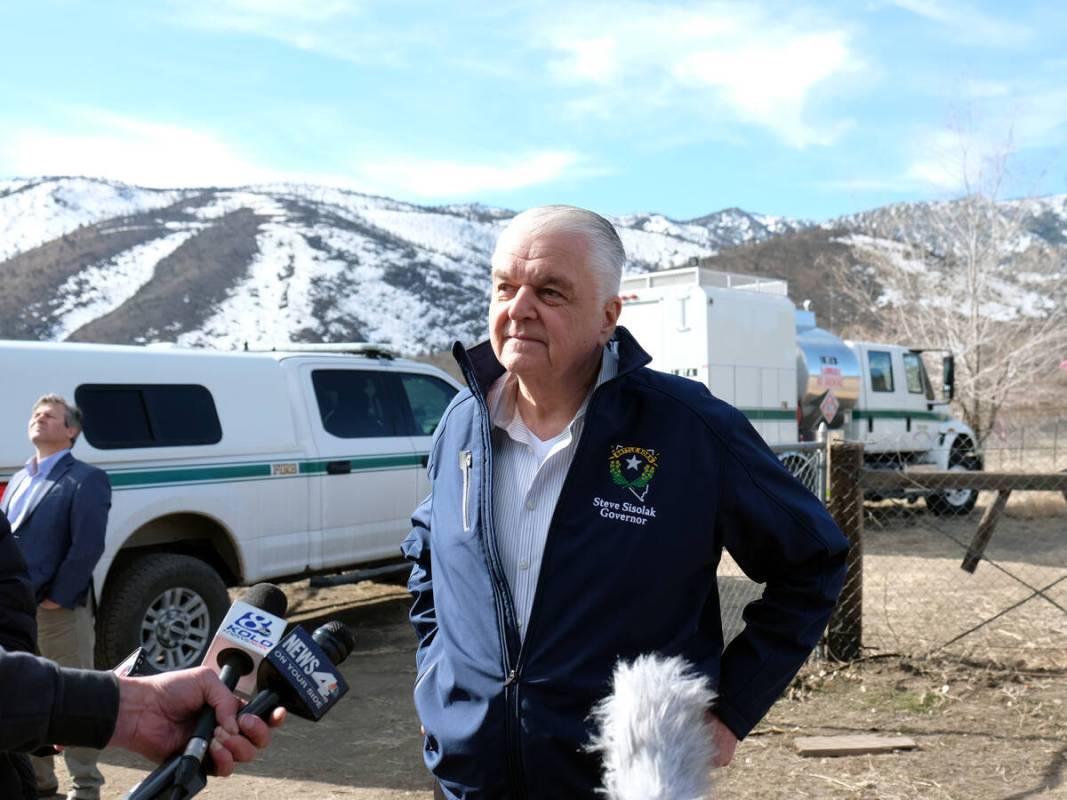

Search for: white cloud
xmin=170 ymin=0 xmax=358 ymax=31
xmin=163 ymin=0 xmax=407 ymax=64
xmin=884 ymin=0 xmax=1033 ymax=46
xmin=0 ymin=112 xmax=601 ymax=202
xmin=353 ymin=150 xmax=590 ymax=198
xmin=536 ymin=3 xmax=864 ymax=148
xmin=0 ymin=111 xmax=333 ymax=188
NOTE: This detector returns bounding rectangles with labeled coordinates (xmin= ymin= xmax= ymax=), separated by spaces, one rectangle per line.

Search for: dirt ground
xmin=79 ymin=506 xmax=1067 ymax=799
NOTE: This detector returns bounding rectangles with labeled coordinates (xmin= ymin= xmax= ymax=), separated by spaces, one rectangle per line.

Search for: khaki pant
xmin=33 ymin=604 xmax=104 ymax=799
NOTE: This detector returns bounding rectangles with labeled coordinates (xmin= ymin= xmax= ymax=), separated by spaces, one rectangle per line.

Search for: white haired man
xmin=403 ymin=205 xmax=849 ymax=799
xmin=2 ymin=395 xmax=111 ymax=800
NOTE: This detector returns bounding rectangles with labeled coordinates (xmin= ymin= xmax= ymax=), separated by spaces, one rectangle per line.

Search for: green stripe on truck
xmin=740 ymin=408 xmax=796 ymax=421
xmin=851 ymin=409 xmax=949 ymax=421
xmin=104 ymin=452 xmax=428 ymax=490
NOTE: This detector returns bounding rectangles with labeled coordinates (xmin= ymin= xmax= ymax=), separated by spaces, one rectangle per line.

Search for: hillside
xmin=0 ymin=177 xmax=1064 ymax=354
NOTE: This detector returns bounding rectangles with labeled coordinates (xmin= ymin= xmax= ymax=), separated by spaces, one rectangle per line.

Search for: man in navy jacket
xmin=2 ymin=394 xmax=111 ymax=799
xmin=403 ymin=205 xmax=849 ymax=799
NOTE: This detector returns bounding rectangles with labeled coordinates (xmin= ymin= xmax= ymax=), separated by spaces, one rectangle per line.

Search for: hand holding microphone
xmin=125 ymin=584 xmax=355 ymax=800
xmin=108 ymin=667 xmax=282 ymax=771
xmin=170 ymin=583 xmax=288 ymax=795
xmin=124 ymin=583 xmax=290 ymax=800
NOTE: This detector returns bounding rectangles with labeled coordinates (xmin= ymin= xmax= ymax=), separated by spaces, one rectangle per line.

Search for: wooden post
xmin=826 ymin=441 xmax=864 ymax=661
xmin=961 ymin=489 xmax=1012 ymax=573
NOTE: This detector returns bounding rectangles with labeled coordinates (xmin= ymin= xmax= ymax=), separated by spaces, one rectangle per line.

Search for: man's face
xmin=489 ymin=226 xmax=621 ymax=384
xmin=29 ymin=403 xmax=76 ymax=452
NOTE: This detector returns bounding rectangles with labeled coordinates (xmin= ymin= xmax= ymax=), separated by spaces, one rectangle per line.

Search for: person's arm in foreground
xmin=0 ymin=648 xmax=283 ymax=774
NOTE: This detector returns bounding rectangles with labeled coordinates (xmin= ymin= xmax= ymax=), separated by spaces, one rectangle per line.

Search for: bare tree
xmin=827 ymin=136 xmax=1067 ymax=445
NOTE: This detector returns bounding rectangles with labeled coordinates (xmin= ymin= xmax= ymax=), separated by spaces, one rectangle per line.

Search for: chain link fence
xmin=717 ymin=418 xmax=1067 ymax=669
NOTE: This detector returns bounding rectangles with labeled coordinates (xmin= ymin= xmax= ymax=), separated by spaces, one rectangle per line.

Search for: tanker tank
xmin=795 ymin=310 xmax=861 ymax=440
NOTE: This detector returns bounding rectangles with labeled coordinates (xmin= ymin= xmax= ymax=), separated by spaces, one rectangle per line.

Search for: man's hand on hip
xmin=705 ymin=712 xmax=739 ymax=767
xmin=39 ymin=598 xmax=61 ymax=610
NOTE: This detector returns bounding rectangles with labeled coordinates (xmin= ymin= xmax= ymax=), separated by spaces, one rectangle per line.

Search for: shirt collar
xmin=26 ymin=449 xmax=70 ymax=478
xmin=487 ymin=343 xmax=619 ymax=437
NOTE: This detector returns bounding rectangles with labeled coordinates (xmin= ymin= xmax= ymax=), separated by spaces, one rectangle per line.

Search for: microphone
xmin=587 ymin=654 xmax=717 ymax=800
xmin=124 ymin=620 xmax=352 ymax=800
xmin=241 ymin=620 xmax=355 ymax=722
xmin=169 ymin=583 xmax=288 ymax=798
xmin=199 ymin=583 xmax=289 ymax=697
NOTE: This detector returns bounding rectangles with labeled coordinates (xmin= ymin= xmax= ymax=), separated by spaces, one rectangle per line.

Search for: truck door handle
xmin=326 ymin=460 xmax=352 ymax=475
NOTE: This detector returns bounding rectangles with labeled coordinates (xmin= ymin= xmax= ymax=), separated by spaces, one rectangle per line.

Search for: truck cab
xmin=844 ymin=341 xmax=981 ymax=513
xmin=846 ymin=342 xmax=943 ymax=458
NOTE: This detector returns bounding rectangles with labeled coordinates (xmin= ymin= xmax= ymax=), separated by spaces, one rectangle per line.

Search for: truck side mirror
xmin=942 ymin=355 xmax=955 ymax=402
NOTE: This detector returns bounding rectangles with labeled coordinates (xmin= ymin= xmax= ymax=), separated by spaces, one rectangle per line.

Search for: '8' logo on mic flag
xmin=218 ymin=600 xmax=287 ymax=654
xmin=234 ymin=611 xmax=275 ymax=637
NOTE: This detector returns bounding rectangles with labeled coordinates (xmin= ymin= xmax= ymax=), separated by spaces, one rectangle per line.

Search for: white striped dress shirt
xmin=488 ymin=345 xmax=619 ymax=641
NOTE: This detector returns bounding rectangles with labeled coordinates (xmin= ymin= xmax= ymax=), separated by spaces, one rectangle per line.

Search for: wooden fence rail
xmin=823 ymin=445 xmax=1066 ymax=660
xmin=859 ymin=470 xmax=1067 ymax=493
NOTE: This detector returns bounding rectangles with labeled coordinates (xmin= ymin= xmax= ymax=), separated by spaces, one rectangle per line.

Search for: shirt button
xmin=525 ymin=499 xmax=535 ymax=511
xmin=518 ymin=559 xmax=530 ymax=571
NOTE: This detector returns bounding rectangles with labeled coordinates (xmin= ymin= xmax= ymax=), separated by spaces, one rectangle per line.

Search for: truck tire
xmin=95 ymin=553 xmax=230 ymax=673
xmin=926 ymin=455 xmax=981 ymax=516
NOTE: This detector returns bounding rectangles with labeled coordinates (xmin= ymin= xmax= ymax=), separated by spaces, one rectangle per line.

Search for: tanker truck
xmin=618 ymin=266 xmax=982 ymax=515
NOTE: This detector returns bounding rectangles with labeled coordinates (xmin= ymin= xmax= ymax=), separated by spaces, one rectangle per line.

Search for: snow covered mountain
xmin=1 ymin=176 xmax=1063 ymax=354
xmin=0 ymin=177 xmax=807 ymax=353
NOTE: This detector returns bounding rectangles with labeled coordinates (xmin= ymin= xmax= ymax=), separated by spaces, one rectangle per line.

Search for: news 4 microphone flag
xmin=265 ymin=625 xmax=350 ymax=720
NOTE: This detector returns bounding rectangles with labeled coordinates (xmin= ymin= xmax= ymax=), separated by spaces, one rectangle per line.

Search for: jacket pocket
xmin=459 ymin=450 xmax=472 ymax=532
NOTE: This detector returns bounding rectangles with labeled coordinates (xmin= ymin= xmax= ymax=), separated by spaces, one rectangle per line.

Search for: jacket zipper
xmin=511 ymin=389 xmax=603 ymax=679
xmin=471 ymin=399 xmax=526 ymax=799
xmin=459 ymin=450 xmax=472 ymax=531
xmin=502 ymin=386 xmax=606 ymax=799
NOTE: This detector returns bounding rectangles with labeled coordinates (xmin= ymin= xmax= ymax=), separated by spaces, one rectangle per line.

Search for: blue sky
xmin=1 ymin=0 xmax=1065 ymax=220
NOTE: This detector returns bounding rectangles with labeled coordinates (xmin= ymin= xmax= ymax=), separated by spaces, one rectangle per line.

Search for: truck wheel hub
xmin=141 ymin=588 xmax=212 ymax=670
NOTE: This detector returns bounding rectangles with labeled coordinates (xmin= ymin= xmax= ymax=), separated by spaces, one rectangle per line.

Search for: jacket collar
xmin=4 ymin=452 xmax=75 ymax=524
xmin=452 ymin=325 xmax=652 ymax=398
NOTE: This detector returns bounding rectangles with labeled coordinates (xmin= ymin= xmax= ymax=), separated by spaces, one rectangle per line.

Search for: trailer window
xmin=75 ymin=385 xmax=222 ymax=449
xmin=312 ymin=370 xmax=395 ymax=438
xmin=868 ymin=351 xmax=895 ymax=393
xmin=902 ymin=352 xmax=925 ymax=394
xmin=397 ymin=374 xmax=458 ymax=435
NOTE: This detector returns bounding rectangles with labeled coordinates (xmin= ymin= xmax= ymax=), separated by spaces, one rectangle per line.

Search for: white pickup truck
xmin=0 ymin=340 xmax=460 ymax=671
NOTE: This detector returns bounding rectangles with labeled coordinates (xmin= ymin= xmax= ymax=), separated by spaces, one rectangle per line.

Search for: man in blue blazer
xmin=2 ymin=394 xmax=111 ymax=800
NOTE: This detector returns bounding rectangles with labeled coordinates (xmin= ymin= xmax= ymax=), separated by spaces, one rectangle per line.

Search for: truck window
xmin=902 ymin=352 xmax=925 ymax=394
xmin=75 ymin=385 xmax=222 ymax=448
xmin=868 ymin=351 xmax=894 ymax=393
xmin=312 ymin=370 xmax=396 ymax=438
xmin=398 ymin=374 xmax=458 ymax=435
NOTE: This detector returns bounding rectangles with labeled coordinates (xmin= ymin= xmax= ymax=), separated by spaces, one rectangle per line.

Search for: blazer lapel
xmin=15 ymin=454 xmax=74 ymax=531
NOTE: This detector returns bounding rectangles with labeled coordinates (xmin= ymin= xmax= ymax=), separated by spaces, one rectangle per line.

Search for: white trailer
xmin=620 ymin=266 xmax=982 ymax=514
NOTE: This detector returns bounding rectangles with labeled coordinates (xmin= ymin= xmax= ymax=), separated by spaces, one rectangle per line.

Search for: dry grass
xmin=1003 ymin=490 xmax=1067 ymax=519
